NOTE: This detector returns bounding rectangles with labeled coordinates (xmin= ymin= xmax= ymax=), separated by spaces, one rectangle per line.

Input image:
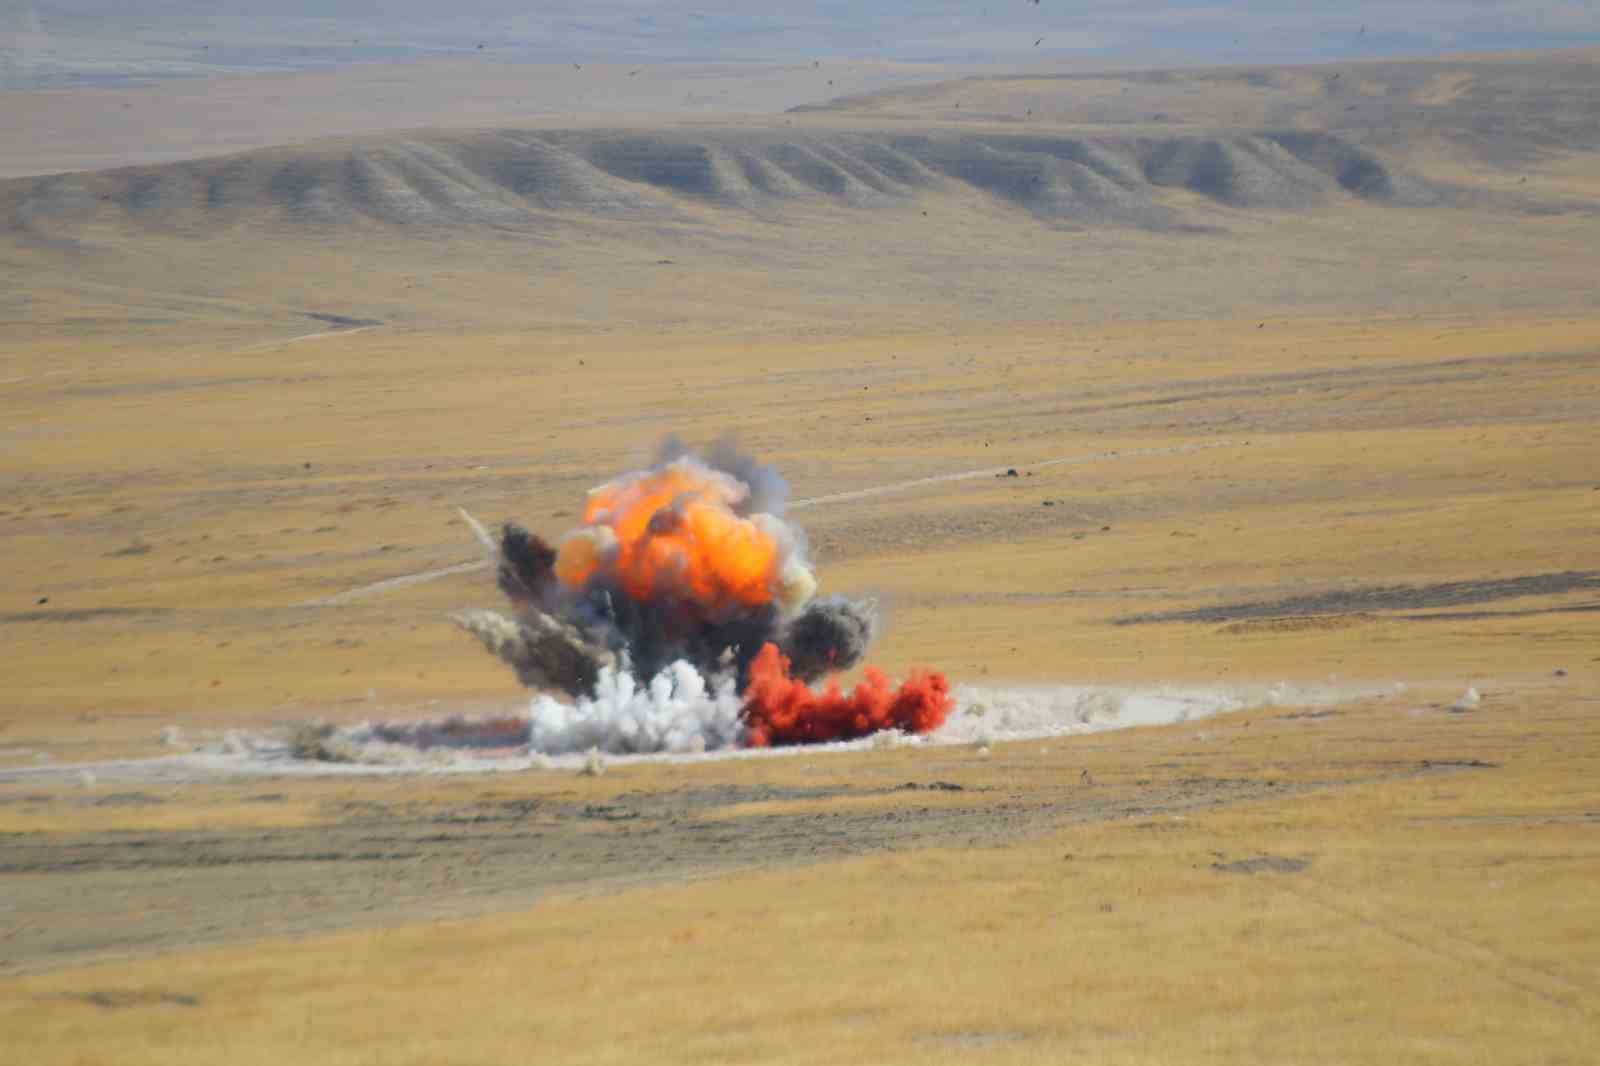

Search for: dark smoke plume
xmin=777 ymin=596 xmax=877 ymax=682
xmin=452 ymin=607 xmax=611 ymax=696
xmin=495 ymin=522 xmax=558 ymax=608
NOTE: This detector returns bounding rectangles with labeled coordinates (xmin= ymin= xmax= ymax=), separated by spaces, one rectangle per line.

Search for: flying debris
xmin=454 ymin=437 xmax=951 ymax=753
xmin=452 ymin=608 xmax=609 ymax=695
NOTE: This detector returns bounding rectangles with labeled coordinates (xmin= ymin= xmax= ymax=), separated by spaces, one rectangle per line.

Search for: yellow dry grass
xmin=3 ymin=681 xmax=1596 ymax=1064
xmin=0 ymin=783 xmax=330 ymax=834
xmin=2 ymin=300 xmax=1597 ymax=1061
xmin=5 ymin=312 xmax=1595 ymax=749
xmin=4 ymin=66 xmax=1600 ymax=1057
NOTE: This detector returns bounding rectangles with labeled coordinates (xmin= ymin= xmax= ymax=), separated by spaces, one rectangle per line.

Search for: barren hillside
xmin=2 ymin=51 xmax=1598 ymax=343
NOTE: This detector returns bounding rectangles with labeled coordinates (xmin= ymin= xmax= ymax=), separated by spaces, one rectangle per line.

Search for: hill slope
xmin=3 ymin=125 xmax=1459 ymax=238
xmin=2 ymin=50 xmax=1598 ymax=339
xmin=802 ymin=49 xmax=1600 ymax=166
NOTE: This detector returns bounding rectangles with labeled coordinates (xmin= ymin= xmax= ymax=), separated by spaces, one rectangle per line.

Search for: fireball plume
xmin=454 ymin=436 xmax=947 ymax=752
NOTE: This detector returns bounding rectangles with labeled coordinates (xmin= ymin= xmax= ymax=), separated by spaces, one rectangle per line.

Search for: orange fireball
xmin=554 ymin=459 xmax=801 ymax=614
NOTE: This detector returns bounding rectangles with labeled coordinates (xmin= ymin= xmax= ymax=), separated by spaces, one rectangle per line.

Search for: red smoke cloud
xmin=741 ymin=643 xmax=953 ymax=747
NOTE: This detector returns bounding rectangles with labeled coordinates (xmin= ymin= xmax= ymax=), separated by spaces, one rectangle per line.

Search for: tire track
xmin=1272 ymin=877 xmax=1596 ymax=1014
xmin=299 ymin=440 xmax=1240 ymax=607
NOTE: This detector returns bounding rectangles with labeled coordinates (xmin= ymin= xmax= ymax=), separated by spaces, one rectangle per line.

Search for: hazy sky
xmin=5 ymin=2 xmax=1600 ymax=84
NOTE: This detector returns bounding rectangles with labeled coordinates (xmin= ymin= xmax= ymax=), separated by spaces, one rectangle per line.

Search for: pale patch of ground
xmin=1413 ymin=70 xmax=1476 ymax=107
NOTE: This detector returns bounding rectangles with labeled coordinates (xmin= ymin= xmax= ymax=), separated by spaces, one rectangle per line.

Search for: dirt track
xmin=3 ymin=720 xmax=1507 ymax=980
xmin=0 ymin=774 xmax=1259 ymax=975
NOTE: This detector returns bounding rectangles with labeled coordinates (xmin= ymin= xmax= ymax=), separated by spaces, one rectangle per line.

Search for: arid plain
xmin=2 ymin=51 xmax=1598 ymax=1063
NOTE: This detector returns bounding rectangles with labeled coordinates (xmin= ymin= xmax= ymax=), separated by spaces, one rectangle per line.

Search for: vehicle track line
xmin=300 ymin=440 xmax=1240 ymax=607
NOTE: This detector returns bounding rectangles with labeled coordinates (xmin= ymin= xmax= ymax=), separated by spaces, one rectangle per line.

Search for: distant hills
xmin=3 ymin=127 xmax=1454 ymax=240
xmin=800 ymin=49 xmax=1600 ymax=165
xmin=8 ymin=51 xmax=1596 ymax=240
xmin=3 ymin=50 xmax=1597 ymax=337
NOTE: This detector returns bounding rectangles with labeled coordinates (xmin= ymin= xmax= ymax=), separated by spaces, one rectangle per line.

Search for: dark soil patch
xmin=72 ymin=990 xmax=201 ymax=1009
xmin=2 ymin=607 xmax=172 ymax=623
xmin=1213 ymin=855 xmax=1310 ymax=875
xmin=0 ymin=774 xmax=1307 ymax=976
xmin=1117 ymin=570 xmax=1600 ymax=625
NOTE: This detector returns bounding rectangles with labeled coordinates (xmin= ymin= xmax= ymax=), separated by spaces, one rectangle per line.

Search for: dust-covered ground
xmin=0 ymin=751 xmax=1314 ymax=975
xmin=3 ymin=677 xmax=1596 ymax=1064
xmin=0 ymin=678 xmax=1567 ymax=980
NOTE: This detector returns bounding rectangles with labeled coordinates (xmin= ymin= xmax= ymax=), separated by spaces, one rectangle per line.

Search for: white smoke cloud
xmin=528 ymin=659 xmax=745 ymax=755
xmin=931 ymin=683 xmax=1262 ymax=745
xmin=271 ymin=675 xmax=1334 ymax=769
xmin=9 ymin=674 xmax=1382 ymax=784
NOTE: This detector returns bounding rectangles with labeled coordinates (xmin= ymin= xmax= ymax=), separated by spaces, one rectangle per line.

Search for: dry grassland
xmin=5 ymin=314 xmax=1595 ymax=747
xmin=2 ymin=308 xmax=1597 ymax=1063
xmin=3 ymin=49 xmax=1599 ymax=1062
xmin=2 ymin=681 xmax=1596 ymax=1064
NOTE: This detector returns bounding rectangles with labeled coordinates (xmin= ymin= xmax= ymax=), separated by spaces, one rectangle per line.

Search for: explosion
xmin=454 ymin=437 xmax=951 ymax=754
